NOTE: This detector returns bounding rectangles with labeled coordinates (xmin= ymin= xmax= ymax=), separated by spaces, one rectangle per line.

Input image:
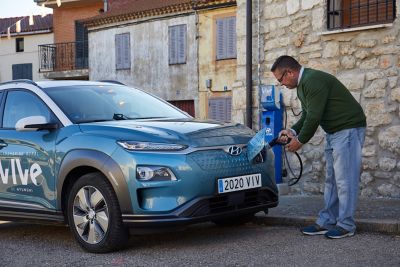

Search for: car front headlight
xmin=136 ymin=166 xmax=177 ymax=181
xmin=117 ymin=141 xmax=187 ymax=151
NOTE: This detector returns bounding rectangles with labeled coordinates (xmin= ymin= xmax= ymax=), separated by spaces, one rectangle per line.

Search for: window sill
xmin=320 ymin=23 xmax=393 ymax=36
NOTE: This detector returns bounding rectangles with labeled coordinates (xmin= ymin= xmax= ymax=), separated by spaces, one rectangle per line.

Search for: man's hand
xmin=286 ymin=137 xmax=302 ymax=152
xmin=278 ymin=129 xmax=295 ymax=144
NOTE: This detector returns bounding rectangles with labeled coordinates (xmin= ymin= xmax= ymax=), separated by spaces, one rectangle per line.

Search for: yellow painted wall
xmin=198 ymin=6 xmax=237 ymax=120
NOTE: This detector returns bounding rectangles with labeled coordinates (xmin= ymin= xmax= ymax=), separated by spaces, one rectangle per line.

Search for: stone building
xmin=233 ymin=0 xmax=400 ymax=197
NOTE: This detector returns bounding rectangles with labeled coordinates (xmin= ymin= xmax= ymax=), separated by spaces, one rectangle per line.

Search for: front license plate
xmin=217 ymin=173 xmax=261 ymax=194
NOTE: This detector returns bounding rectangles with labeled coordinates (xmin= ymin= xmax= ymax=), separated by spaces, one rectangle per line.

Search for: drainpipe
xmin=246 ymin=0 xmax=252 ymax=128
xmin=103 ymin=0 xmax=108 ymax=12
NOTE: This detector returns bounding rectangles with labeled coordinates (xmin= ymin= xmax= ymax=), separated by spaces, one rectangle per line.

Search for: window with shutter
xmin=208 ymin=97 xmax=232 ymax=122
xmin=169 ymin=24 xmax=187 ymax=65
xmin=327 ymin=0 xmax=396 ymax=30
xmin=115 ymin=33 xmax=131 ymax=70
xmin=12 ymin=63 xmax=32 ymax=80
xmin=216 ymin=16 xmax=236 ymax=60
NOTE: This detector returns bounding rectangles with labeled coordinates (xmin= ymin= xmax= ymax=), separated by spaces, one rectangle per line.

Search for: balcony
xmin=38 ymin=41 xmax=89 ymax=80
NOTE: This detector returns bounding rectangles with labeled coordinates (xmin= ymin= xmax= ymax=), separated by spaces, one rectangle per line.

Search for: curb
xmin=254 ymin=215 xmax=400 ymax=235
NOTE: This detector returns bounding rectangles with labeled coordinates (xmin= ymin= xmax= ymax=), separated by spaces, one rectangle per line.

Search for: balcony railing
xmin=39 ymin=41 xmax=88 ymax=72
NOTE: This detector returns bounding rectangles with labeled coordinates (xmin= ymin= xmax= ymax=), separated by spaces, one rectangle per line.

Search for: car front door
xmin=0 ymin=90 xmax=59 ymax=213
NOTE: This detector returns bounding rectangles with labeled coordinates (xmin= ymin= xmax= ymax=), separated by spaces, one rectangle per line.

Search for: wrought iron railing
xmin=38 ymin=41 xmax=88 ymax=72
xmin=327 ymin=0 xmax=396 ymax=30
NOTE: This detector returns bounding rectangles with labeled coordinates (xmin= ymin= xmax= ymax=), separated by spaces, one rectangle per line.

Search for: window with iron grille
xmin=327 ymin=0 xmax=396 ymax=30
xmin=115 ymin=33 xmax=131 ymax=70
xmin=169 ymin=24 xmax=187 ymax=65
xmin=216 ymin=16 xmax=236 ymax=60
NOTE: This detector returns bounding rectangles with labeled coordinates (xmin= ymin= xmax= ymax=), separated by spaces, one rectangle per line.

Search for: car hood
xmin=78 ymin=119 xmax=255 ymax=147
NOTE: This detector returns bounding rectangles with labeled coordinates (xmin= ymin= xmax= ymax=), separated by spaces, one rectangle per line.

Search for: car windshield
xmin=43 ymin=84 xmax=189 ymax=123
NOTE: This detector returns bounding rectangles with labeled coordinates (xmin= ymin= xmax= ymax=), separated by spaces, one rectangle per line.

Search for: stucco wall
xmin=89 ymin=13 xmax=199 ymax=115
xmin=0 ymin=33 xmax=54 ymax=82
xmin=235 ymin=0 xmax=400 ymax=197
xmin=198 ymin=6 xmax=237 ymax=120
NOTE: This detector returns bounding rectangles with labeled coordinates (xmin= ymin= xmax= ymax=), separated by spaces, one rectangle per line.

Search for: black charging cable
xmin=268 ymin=136 xmax=303 ymax=186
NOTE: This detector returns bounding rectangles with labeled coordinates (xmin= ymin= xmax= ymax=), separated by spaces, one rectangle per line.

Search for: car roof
xmin=0 ymin=80 xmax=123 ymax=90
xmin=37 ymin=80 xmax=122 ymax=88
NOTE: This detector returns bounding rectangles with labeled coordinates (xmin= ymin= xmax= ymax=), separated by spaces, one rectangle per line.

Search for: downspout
xmin=195 ymin=9 xmax=200 ymax=119
xmin=103 ymin=0 xmax=108 ymax=12
xmin=246 ymin=0 xmax=252 ymax=128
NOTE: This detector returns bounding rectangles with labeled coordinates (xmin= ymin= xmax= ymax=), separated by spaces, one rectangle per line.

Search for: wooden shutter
xmin=123 ymin=33 xmax=131 ymax=68
xmin=226 ymin=97 xmax=232 ymax=121
xmin=216 ymin=17 xmax=236 ymax=60
xmin=12 ymin=64 xmax=32 ymax=80
xmin=216 ymin=19 xmax=226 ymax=60
xmin=115 ymin=34 xmax=123 ymax=69
xmin=169 ymin=25 xmax=186 ymax=64
xmin=342 ymin=0 xmax=395 ymax=28
xmin=115 ymin=33 xmax=130 ymax=69
xmin=177 ymin=25 xmax=186 ymax=64
xmin=169 ymin=26 xmax=177 ymax=64
xmin=226 ymin=17 xmax=236 ymax=59
xmin=208 ymin=97 xmax=232 ymax=121
xmin=168 ymin=100 xmax=194 ymax=116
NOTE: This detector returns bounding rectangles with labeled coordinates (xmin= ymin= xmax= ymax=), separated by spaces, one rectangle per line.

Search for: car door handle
xmin=0 ymin=142 xmax=7 ymax=149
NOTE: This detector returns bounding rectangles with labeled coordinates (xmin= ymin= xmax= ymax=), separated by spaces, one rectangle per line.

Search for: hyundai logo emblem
xmin=225 ymin=145 xmax=243 ymax=156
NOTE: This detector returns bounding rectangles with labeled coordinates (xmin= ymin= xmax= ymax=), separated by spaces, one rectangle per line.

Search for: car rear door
xmin=0 ymin=89 xmax=59 ymax=214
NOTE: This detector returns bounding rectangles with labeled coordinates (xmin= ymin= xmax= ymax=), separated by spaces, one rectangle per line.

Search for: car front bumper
xmin=121 ymin=187 xmax=278 ymax=228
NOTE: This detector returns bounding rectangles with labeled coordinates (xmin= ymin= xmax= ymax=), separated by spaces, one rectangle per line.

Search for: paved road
xmin=0 ymin=222 xmax=399 ymax=267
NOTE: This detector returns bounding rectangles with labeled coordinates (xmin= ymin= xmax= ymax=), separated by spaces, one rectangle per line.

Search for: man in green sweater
xmin=271 ymin=55 xmax=366 ymax=239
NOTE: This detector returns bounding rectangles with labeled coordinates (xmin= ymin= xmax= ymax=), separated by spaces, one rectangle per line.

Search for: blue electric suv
xmin=0 ymin=80 xmax=278 ymax=252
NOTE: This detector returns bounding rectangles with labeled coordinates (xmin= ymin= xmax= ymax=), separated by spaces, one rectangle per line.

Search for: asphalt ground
xmin=0 ymin=222 xmax=399 ymax=266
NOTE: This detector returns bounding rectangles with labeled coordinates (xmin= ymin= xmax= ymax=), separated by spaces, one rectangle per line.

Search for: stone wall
xmin=234 ymin=0 xmax=400 ymax=198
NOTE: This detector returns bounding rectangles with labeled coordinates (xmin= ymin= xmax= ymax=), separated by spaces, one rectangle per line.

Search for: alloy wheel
xmin=72 ymin=186 xmax=109 ymax=244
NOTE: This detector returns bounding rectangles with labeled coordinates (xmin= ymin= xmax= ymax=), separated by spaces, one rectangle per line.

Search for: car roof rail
xmin=0 ymin=79 xmax=39 ymax=87
xmin=98 ymin=80 xmax=125 ymax=85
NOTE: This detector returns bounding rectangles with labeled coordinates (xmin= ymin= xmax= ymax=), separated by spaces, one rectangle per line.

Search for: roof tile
xmin=0 ymin=14 xmax=53 ymax=35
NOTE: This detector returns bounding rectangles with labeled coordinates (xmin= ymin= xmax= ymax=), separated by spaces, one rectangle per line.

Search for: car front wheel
xmin=67 ymin=172 xmax=128 ymax=253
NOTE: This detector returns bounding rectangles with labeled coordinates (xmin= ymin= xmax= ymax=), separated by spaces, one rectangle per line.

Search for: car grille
xmin=187 ymin=125 xmax=253 ymax=138
xmin=179 ymin=189 xmax=278 ymax=218
xmin=189 ymin=149 xmax=253 ymax=171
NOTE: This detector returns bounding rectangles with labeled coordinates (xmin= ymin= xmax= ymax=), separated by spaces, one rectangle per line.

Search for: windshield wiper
xmin=113 ymin=113 xmax=129 ymax=120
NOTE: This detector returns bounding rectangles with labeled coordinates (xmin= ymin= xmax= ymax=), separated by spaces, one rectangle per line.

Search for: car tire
xmin=67 ymin=172 xmax=128 ymax=253
xmin=212 ymin=213 xmax=255 ymax=227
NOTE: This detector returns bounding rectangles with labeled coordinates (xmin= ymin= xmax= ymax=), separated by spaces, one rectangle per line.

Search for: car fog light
xmin=136 ymin=166 xmax=177 ymax=181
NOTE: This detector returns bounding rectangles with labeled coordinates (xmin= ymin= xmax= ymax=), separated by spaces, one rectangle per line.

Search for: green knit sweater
xmin=292 ymin=68 xmax=366 ymax=144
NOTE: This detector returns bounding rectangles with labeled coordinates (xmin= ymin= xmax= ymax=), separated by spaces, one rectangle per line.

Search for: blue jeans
xmin=316 ymin=127 xmax=366 ymax=233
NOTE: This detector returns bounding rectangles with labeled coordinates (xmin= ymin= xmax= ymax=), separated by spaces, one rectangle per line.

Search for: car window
xmin=43 ymin=85 xmax=189 ymax=123
xmin=2 ymin=91 xmax=51 ymax=128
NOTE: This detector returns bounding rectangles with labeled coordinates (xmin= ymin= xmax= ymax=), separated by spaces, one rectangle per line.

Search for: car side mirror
xmin=15 ymin=116 xmax=59 ymax=132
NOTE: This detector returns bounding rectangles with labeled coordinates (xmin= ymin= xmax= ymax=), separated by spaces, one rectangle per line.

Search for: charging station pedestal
xmin=259 ymin=85 xmax=289 ymax=194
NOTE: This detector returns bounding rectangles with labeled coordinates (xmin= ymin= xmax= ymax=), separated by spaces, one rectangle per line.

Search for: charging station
xmin=259 ymin=85 xmax=285 ymax=185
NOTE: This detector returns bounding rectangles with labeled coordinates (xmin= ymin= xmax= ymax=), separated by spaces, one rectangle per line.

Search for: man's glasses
xmin=277 ymin=70 xmax=287 ymax=85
